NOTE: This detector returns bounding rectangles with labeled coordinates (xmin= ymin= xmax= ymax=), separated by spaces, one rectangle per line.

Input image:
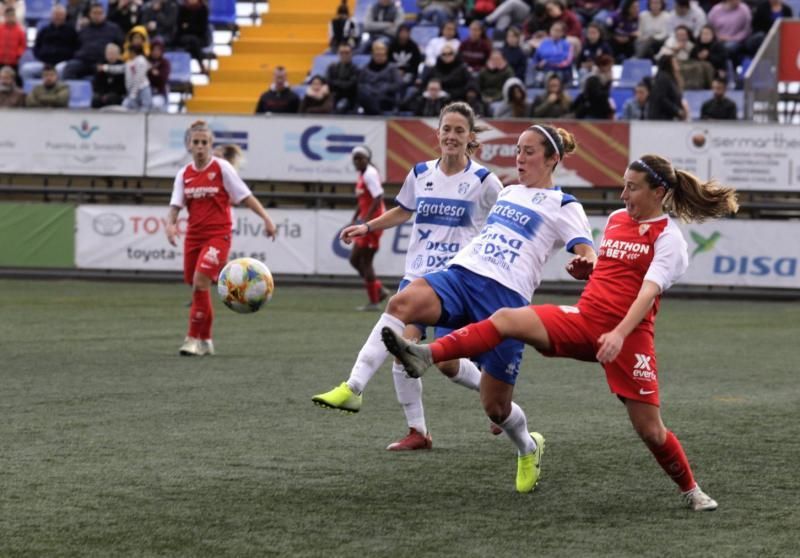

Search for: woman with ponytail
xmin=384 ymin=154 xmax=737 ymax=509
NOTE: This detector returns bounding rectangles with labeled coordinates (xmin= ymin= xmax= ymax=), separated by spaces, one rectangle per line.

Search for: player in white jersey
xmin=376 ymin=124 xmax=597 ymax=493
xmin=313 ymin=102 xmax=504 ymax=451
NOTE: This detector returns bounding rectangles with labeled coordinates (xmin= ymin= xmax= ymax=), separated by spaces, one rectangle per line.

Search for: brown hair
xmin=527 ymin=124 xmax=578 ymax=169
xmin=220 ymin=144 xmax=242 ymax=164
xmin=629 ymin=154 xmax=739 ymax=222
xmin=438 ymin=101 xmax=488 ymax=156
xmin=185 ymin=119 xmax=213 ymax=150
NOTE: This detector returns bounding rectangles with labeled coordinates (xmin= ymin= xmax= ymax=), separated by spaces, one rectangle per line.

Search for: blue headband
xmin=634 ymin=159 xmax=669 ymax=189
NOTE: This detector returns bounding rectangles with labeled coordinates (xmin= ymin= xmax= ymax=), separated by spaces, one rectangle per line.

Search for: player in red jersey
xmin=166 ymin=120 xmax=277 ymax=356
xmin=348 ymin=145 xmax=389 ymax=311
xmin=383 ymin=154 xmax=738 ymax=510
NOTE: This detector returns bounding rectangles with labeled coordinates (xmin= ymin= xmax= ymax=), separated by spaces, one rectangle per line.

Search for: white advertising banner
xmin=0 ymin=111 xmax=145 ymax=176
xmin=75 ymin=205 xmax=315 ymax=274
xmin=629 ymin=122 xmax=800 ymax=191
xmin=145 ymin=114 xmax=387 ymax=183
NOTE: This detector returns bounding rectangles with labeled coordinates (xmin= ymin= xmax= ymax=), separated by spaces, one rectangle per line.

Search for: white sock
xmin=346 ymin=313 xmax=405 ymax=394
xmin=499 ymin=402 xmax=536 ymax=456
xmin=450 ymin=359 xmax=481 ymax=391
xmin=392 ymin=361 xmax=426 ymax=434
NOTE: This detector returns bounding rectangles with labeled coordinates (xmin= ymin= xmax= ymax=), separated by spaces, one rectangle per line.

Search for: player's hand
xmin=340 ymin=224 xmax=367 ymax=244
xmin=263 ymin=218 xmax=277 ymax=241
xmin=596 ymin=330 xmax=624 ymax=363
xmin=566 ymin=255 xmax=595 ymax=280
xmin=166 ymin=223 xmax=179 ymax=246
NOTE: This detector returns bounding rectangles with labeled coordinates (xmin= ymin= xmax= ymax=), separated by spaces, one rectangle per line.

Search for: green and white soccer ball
xmin=217 ymin=257 xmax=274 ymax=314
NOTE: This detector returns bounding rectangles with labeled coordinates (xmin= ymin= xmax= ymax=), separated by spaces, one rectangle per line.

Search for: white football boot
xmin=179 ymin=337 xmax=202 ymax=356
xmin=682 ymin=485 xmax=718 ymax=511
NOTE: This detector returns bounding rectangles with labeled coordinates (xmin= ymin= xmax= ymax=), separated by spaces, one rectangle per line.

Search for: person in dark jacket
xmin=92 ymin=42 xmax=126 ymax=108
xmin=108 ymin=0 xmax=141 ymax=35
xmin=63 ymin=3 xmax=124 ymax=79
xmin=299 ymin=75 xmax=334 ymax=114
xmin=329 ymin=1 xmax=359 ymax=51
xmin=413 ymin=78 xmax=450 ymax=116
xmin=419 ymin=46 xmax=472 ymax=102
xmin=690 ymin=25 xmax=729 ymax=80
xmin=326 ymin=42 xmax=360 ymax=113
xmin=147 ymin=37 xmax=170 ymax=110
xmin=572 ymin=53 xmax=614 ymax=119
xmin=647 ymin=54 xmax=686 ymax=120
xmin=388 ymin=24 xmax=422 ymax=87
xmin=700 ymin=77 xmax=738 ymax=120
xmin=357 ymin=40 xmax=402 ymax=115
xmin=174 ymin=0 xmax=209 ymax=73
xmin=32 ymin=4 xmax=79 ymax=68
xmin=531 ymin=73 xmax=572 ymax=118
xmin=746 ymin=0 xmax=792 ymax=55
xmin=140 ymin=0 xmax=178 ymax=44
xmin=500 ymin=26 xmax=527 ymax=81
xmin=255 ymin=66 xmax=300 ymax=114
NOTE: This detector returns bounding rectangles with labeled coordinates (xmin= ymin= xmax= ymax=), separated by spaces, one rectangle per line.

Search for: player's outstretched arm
xmin=165 ymin=206 xmax=181 ymax=247
xmin=566 ymin=243 xmax=597 ymax=280
xmin=242 ymin=195 xmax=277 ymax=240
xmin=596 ymin=280 xmax=660 ymax=363
xmin=340 ymin=206 xmax=413 ymax=243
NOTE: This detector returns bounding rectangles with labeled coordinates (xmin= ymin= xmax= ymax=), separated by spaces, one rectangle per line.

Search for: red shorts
xmin=533 ymin=304 xmax=660 ymax=406
xmin=183 ymin=235 xmax=231 ymax=285
xmin=353 ymin=230 xmax=382 ymax=250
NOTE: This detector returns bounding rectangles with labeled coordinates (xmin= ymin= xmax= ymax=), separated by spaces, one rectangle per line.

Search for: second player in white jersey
xmin=396 ymin=159 xmax=502 ymax=281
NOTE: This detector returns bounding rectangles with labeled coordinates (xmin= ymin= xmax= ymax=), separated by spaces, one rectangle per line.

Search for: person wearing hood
xmin=419 ymin=46 xmax=472 ymax=102
xmin=478 ymin=49 xmax=515 ymax=103
xmin=123 ymin=24 xmax=150 ymax=60
xmin=357 ymin=41 xmax=402 ymax=115
xmin=493 ymin=76 xmax=531 ymax=118
xmin=148 ymin=37 xmax=170 ymax=111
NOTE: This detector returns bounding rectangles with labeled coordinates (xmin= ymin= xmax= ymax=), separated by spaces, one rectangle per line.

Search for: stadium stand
xmin=164 ymin=51 xmax=193 ymax=94
xmin=410 ymin=25 xmax=440 ymax=49
xmin=617 ymin=58 xmax=654 ymax=89
xmin=24 ymin=0 xmax=53 ymax=25
xmin=23 ymin=79 xmax=92 ymax=109
xmin=684 ymin=89 xmax=745 ymax=120
xmin=209 ymin=0 xmax=238 ymax=29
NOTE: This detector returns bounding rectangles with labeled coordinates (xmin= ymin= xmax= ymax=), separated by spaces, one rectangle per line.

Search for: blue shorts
xmin=398 ymin=279 xmax=452 ymax=341
xmin=422 ymin=265 xmax=528 ymax=385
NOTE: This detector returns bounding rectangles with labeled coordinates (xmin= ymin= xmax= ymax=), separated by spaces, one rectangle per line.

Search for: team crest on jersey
xmin=208 ymin=172 xmax=217 ymax=180
xmin=458 ymin=182 xmax=470 ymax=194
xmin=531 ymin=192 xmax=547 ymax=205
xmin=639 ymin=224 xmax=650 ymax=235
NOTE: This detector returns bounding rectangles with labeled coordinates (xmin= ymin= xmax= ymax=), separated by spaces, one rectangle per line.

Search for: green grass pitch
xmin=1 ymin=280 xmax=798 ymax=557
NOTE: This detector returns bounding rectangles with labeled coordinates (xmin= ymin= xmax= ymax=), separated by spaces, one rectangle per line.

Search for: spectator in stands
xmin=65 ymin=0 xmax=92 ymax=30
xmin=357 ymin=41 xmax=402 ymax=115
xmin=214 ymin=144 xmax=244 ymax=171
xmin=621 ymin=77 xmax=651 ymax=119
xmin=0 ymin=65 xmax=24 ymax=107
xmin=0 ymin=5 xmax=25 ymax=78
xmin=327 ymin=43 xmax=360 ymax=114
xmin=577 ymin=22 xmax=612 ymax=79
xmin=746 ymin=0 xmax=793 ymax=56
xmin=708 ymin=0 xmax=752 ymax=65
xmin=572 ymin=0 xmax=615 ymax=26
xmin=478 ymin=49 xmax=514 ymax=103
xmin=255 ymin=66 xmax=300 ymax=114
xmin=26 ymin=4 xmax=79 ymax=81
xmin=464 ymin=83 xmax=489 ymax=116
xmin=364 ymin=0 xmax=405 ymax=45
xmin=486 ymin=0 xmax=533 ymax=34
xmin=700 ymin=77 xmax=738 ymax=119
xmin=424 ymin=20 xmax=460 ymax=67
xmin=657 ymin=24 xmax=694 ymax=61
xmin=27 ymin=64 xmax=69 ymax=107
xmin=420 ymin=46 xmax=472 ymax=101
xmin=459 ymin=20 xmax=492 ymax=73
xmin=141 ymin=0 xmax=178 ymax=45
xmin=123 ymin=25 xmax=150 ymax=60
xmin=539 ymin=1 xmax=583 ymax=56
xmin=389 ymin=24 xmax=423 ymax=88
xmin=571 ymin=53 xmax=614 ymax=119
xmin=607 ymin=0 xmax=640 ymax=62
xmin=418 ymin=0 xmax=464 ymax=28
xmin=109 ymin=0 xmax=142 ymax=35
xmin=501 ymin=26 xmax=527 ymax=81
xmin=329 ymin=1 xmax=359 ymax=52
xmin=531 ymin=73 xmax=572 ymax=117
xmin=669 ymin=0 xmax=707 ymax=38
xmin=0 ymin=0 xmax=24 ymax=23
xmin=299 ymin=75 xmax=334 ymax=114
xmin=174 ymin=0 xmax=209 ymax=74
xmin=530 ymin=22 xmax=574 ymax=87
xmin=647 ymin=53 xmax=687 ymax=120
xmin=467 ymin=0 xmax=497 ymax=23
xmin=413 ymin=77 xmax=450 ymax=116
xmin=147 ymin=37 xmax=170 ymax=111
xmin=493 ymin=76 xmax=530 ymax=117
xmin=691 ymin=24 xmax=729 ymax=79
xmin=63 ymin=3 xmax=124 ymax=79
xmin=636 ymin=0 xmax=672 ymax=59
xmin=122 ymin=42 xmax=151 ymax=111
xmin=92 ymin=42 xmax=126 ymax=108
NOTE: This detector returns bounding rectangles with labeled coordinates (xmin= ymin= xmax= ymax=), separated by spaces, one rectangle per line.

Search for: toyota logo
xmin=93 ymin=213 xmax=124 ymax=236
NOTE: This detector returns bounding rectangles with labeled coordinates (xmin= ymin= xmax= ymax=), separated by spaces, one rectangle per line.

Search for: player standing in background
xmin=213 ymin=144 xmax=245 ymax=171
xmin=166 ymin=120 xmax=277 ymax=356
xmin=384 ymin=154 xmax=738 ymax=509
xmin=348 ymin=145 xmax=390 ymax=311
xmin=313 ymin=102 xmax=503 ymax=451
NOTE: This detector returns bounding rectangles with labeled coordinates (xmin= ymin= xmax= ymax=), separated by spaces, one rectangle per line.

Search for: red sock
xmin=366 ymin=280 xmax=382 ymax=303
xmin=648 ymin=430 xmax=696 ymax=492
xmin=189 ymin=289 xmax=212 ymax=340
xmin=430 ymin=319 xmax=503 ymax=362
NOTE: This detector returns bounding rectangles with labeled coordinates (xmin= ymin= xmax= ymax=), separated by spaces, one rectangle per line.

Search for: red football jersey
xmin=578 ymin=209 xmax=688 ymax=331
xmin=355 ymin=165 xmax=385 ymax=220
xmin=170 ymin=157 xmax=252 ymax=239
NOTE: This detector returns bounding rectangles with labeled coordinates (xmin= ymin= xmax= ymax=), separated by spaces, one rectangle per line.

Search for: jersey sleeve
xmin=558 ymin=201 xmax=594 ymax=253
xmin=644 ymin=223 xmax=689 ymax=292
xmin=169 ymin=168 xmax=186 ymax=208
xmin=479 ymin=173 xmax=503 ymax=215
xmin=219 ymin=158 xmax=253 ymax=204
xmin=363 ymin=166 xmax=384 ymax=198
xmin=395 ymin=169 xmax=417 ymax=212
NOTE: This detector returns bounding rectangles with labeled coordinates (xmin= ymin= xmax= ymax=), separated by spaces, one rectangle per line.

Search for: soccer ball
xmin=217 ymin=257 xmax=274 ymax=314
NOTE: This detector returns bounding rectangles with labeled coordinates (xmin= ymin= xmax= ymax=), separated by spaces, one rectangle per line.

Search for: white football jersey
xmin=395 ymin=159 xmax=502 ymax=281
xmin=450 ymin=184 xmax=593 ymax=301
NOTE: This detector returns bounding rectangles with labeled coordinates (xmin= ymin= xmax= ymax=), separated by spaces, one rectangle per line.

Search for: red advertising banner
xmin=387 ymin=119 xmax=630 ymax=187
xmin=778 ymin=21 xmax=800 ymax=82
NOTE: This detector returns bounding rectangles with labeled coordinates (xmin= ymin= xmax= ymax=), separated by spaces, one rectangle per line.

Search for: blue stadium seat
xmin=410 ymin=25 xmax=439 ymax=48
xmin=209 ymin=0 xmax=236 ymax=28
xmin=684 ymin=89 xmax=744 ymax=120
xmin=611 ymin=86 xmax=634 ymax=118
xmin=354 ymin=0 xmax=371 ymax=22
xmin=66 ymin=80 xmax=92 ymax=108
xmin=352 ymin=54 xmax=371 ymax=68
xmin=400 ymin=0 xmax=419 ymax=20
xmin=617 ymin=58 xmax=653 ymax=88
xmin=25 ymin=0 xmax=54 ymax=25
xmin=309 ymin=54 xmax=338 ymax=80
xmin=164 ymin=51 xmax=192 ymax=92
